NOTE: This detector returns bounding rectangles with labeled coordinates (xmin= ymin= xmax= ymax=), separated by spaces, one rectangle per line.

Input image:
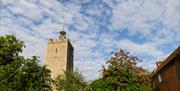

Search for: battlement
xmin=48 ymin=30 xmax=69 ymax=43
xmin=48 ymin=38 xmax=68 ymax=43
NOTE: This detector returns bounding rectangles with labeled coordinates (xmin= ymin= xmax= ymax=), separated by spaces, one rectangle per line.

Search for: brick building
xmin=150 ymin=46 xmax=180 ymax=91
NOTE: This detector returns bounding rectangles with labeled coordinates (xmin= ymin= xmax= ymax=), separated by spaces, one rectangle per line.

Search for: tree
xmin=54 ymin=70 xmax=90 ymax=91
xmin=90 ymin=50 xmax=152 ymax=91
xmin=0 ymin=35 xmax=24 ymax=65
xmin=0 ymin=35 xmax=52 ymax=91
xmin=90 ymin=78 xmax=115 ymax=91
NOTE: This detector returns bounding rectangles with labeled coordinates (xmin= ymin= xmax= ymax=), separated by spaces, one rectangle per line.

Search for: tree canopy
xmin=90 ymin=50 xmax=152 ymax=91
xmin=0 ymin=35 xmax=24 ymax=65
xmin=0 ymin=35 xmax=52 ymax=91
xmin=54 ymin=70 xmax=90 ymax=91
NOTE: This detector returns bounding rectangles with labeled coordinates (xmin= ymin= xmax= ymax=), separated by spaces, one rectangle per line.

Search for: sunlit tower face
xmin=44 ymin=30 xmax=73 ymax=79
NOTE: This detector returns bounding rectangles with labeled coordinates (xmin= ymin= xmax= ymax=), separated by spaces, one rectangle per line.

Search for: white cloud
xmin=116 ymin=39 xmax=165 ymax=58
xmin=75 ymin=59 xmax=106 ymax=81
xmin=72 ymin=0 xmax=92 ymax=4
xmin=110 ymin=0 xmax=180 ymax=39
xmin=4 ymin=0 xmax=43 ymax=21
xmin=110 ymin=0 xmax=162 ymax=36
xmin=85 ymin=5 xmax=101 ymax=16
xmin=99 ymin=33 xmax=117 ymax=48
xmin=72 ymin=14 xmax=90 ymax=31
xmin=0 ymin=0 xmax=179 ymax=81
xmin=102 ymin=0 xmax=115 ymax=7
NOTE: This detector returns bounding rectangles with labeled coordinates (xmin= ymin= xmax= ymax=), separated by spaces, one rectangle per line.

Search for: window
xmin=158 ymin=74 xmax=162 ymax=83
xmin=55 ymin=48 xmax=58 ymax=53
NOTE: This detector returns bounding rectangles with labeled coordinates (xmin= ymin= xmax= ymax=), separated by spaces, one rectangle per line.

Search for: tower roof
xmin=59 ymin=26 xmax=67 ymax=39
xmin=59 ymin=30 xmax=66 ymax=36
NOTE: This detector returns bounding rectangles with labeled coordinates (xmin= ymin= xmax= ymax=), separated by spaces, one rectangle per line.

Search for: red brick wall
xmin=175 ymin=56 xmax=180 ymax=90
xmin=152 ymin=56 xmax=180 ymax=91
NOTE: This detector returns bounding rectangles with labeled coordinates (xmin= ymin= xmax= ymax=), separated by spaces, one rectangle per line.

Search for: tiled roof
xmin=150 ymin=46 xmax=180 ymax=78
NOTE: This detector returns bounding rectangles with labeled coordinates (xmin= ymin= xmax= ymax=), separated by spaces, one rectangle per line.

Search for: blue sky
xmin=0 ymin=0 xmax=180 ymax=80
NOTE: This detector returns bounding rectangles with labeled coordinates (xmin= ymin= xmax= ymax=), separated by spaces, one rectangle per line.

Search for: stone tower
xmin=44 ymin=30 xmax=73 ymax=79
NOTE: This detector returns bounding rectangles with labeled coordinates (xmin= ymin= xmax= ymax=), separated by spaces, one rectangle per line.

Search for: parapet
xmin=48 ymin=30 xmax=69 ymax=44
xmin=48 ymin=38 xmax=68 ymax=44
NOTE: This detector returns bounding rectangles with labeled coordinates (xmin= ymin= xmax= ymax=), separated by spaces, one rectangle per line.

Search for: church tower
xmin=44 ymin=30 xmax=73 ymax=79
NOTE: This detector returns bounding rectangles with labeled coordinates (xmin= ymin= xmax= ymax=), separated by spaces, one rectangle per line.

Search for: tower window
xmin=55 ymin=48 xmax=58 ymax=53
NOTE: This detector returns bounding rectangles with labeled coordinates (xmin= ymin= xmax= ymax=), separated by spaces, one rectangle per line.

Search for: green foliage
xmin=54 ymin=70 xmax=89 ymax=91
xmin=90 ymin=50 xmax=153 ymax=91
xmin=0 ymin=35 xmax=52 ymax=91
xmin=90 ymin=78 xmax=115 ymax=91
xmin=0 ymin=35 xmax=24 ymax=65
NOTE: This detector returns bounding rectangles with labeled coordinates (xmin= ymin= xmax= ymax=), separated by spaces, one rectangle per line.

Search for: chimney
xmin=156 ymin=61 xmax=163 ymax=67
